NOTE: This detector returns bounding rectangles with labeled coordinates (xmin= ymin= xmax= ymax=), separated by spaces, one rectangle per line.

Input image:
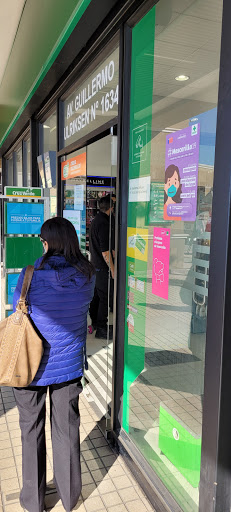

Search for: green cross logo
xmin=191 ymin=124 xmax=198 ymax=136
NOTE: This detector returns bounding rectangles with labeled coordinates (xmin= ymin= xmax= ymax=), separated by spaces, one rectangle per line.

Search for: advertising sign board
xmin=6 ymin=203 xmax=44 ymax=234
xmin=4 ymin=186 xmax=42 ymax=198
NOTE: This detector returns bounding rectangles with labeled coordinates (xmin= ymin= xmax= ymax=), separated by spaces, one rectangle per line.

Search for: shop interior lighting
xmin=162 ymin=127 xmax=182 ymax=133
xmin=175 ymin=74 xmax=190 ymax=81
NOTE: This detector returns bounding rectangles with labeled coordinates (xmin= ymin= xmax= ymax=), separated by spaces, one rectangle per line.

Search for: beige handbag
xmin=0 ymin=265 xmax=43 ymax=387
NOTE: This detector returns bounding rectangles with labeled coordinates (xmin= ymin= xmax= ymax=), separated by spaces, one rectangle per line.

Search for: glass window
xmin=43 ymin=112 xmax=57 ymax=153
xmin=63 ymin=45 xmax=119 ymax=147
xmin=62 ymin=147 xmax=87 ymax=253
xmin=123 ymin=1 xmax=223 ymax=511
xmin=6 ymin=156 xmax=13 ymax=186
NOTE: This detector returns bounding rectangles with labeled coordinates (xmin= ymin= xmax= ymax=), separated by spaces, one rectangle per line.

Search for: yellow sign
xmin=127 ymin=227 xmax=148 ymax=262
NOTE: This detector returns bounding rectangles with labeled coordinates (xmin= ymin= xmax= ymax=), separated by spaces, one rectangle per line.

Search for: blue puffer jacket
xmin=13 ymin=255 xmax=95 ymax=386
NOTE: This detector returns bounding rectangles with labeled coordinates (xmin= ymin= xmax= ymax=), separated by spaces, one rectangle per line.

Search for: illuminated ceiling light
xmin=175 ymin=74 xmax=190 ymax=81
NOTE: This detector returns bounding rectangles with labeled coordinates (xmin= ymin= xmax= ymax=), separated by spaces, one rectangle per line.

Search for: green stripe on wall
xmin=122 ymin=5 xmax=155 ymax=432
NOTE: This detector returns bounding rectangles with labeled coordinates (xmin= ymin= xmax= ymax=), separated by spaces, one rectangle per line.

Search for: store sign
xmin=61 ymin=152 xmax=86 ymax=180
xmin=64 ymin=47 xmax=119 ymax=146
xmin=6 ymin=203 xmax=44 ymax=235
xmin=4 ymin=186 xmax=42 ymax=198
xmin=86 ymin=176 xmax=116 ymax=187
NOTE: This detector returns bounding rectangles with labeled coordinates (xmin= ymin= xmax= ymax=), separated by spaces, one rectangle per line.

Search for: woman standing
xmin=13 ymin=217 xmax=95 ymax=512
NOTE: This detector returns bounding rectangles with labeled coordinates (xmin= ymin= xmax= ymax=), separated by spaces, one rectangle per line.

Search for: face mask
xmin=167 ymin=184 xmax=177 ymax=197
xmin=42 ymin=242 xmax=48 ymax=255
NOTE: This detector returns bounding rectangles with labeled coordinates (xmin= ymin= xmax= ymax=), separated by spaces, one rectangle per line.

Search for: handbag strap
xmin=19 ymin=265 xmax=34 ymax=304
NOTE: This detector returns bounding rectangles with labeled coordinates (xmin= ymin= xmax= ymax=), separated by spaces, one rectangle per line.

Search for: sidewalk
xmin=0 ymin=387 xmax=156 ymax=512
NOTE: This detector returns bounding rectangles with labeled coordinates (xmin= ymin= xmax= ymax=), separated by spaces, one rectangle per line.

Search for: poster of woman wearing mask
xmin=163 ymin=124 xmax=200 ymax=222
xmin=164 ymin=164 xmax=182 ymax=221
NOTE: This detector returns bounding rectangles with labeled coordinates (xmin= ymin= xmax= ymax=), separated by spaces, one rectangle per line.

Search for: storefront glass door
xmin=122 ymin=1 xmax=223 ymax=511
xmin=62 ymin=134 xmax=117 ymax=427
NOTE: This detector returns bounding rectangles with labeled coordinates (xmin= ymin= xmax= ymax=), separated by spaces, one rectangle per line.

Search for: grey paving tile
xmin=0 ymin=392 xmax=157 ymax=512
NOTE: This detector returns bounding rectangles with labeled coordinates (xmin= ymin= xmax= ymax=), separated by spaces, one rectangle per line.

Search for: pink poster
xmin=152 ymin=227 xmax=170 ymax=300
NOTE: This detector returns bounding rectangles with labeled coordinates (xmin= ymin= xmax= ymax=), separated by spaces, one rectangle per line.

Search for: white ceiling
xmin=140 ymin=0 xmax=224 ymax=132
xmin=0 ymin=0 xmax=26 ymax=87
xmin=153 ymin=0 xmax=223 ymax=97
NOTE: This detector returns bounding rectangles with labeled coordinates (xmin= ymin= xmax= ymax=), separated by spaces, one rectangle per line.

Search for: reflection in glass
xmin=6 ymin=156 xmax=13 ymax=186
xmin=123 ymin=1 xmax=222 ymax=511
xmin=62 ymin=148 xmax=87 ymax=254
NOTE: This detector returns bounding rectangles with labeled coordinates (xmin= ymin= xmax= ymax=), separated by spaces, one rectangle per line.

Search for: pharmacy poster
xmin=164 ymin=124 xmax=200 ymax=221
xmin=63 ymin=210 xmax=81 ymax=240
xmin=61 ymin=152 xmax=86 ymax=180
xmin=127 ymin=228 xmax=148 ymax=262
xmin=74 ymin=184 xmax=84 ymax=210
xmin=6 ymin=203 xmax=44 ymax=235
xmin=7 ymin=274 xmax=20 ymax=304
xmin=152 ymin=227 xmax=170 ymax=300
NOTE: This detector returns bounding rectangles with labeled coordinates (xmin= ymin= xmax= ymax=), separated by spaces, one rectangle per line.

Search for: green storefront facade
xmin=1 ymin=1 xmax=231 ymax=511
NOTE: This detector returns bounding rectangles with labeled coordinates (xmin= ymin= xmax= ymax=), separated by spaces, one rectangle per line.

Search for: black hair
xmin=164 ymin=164 xmax=182 ymax=204
xmin=38 ymin=217 xmax=95 ymax=279
xmin=99 ymin=195 xmax=112 ymax=212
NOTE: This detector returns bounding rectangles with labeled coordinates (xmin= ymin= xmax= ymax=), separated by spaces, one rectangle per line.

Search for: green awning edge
xmin=0 ymin=0 xmax=91 ymax=149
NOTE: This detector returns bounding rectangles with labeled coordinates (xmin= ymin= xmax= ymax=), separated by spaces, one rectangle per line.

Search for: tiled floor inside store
xmin=0 ymin=387 xmax=156 ymax=512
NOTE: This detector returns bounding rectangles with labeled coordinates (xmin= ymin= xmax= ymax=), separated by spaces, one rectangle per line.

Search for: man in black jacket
xmin=89 ymin=195 xmax=115 ymax=339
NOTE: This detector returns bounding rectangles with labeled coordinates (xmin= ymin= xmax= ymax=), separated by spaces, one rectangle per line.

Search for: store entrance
xmin=61 ymin=133 xmax=117 ymax=426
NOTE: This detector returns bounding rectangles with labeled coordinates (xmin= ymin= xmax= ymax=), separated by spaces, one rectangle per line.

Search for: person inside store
xmin=89 ymin=194 xmax=115 ymax=339
xmin=13 ymin=217 xmax=95 ymax=512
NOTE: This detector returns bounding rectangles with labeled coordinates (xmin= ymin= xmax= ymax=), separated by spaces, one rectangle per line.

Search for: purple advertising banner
xmin=164 ymin=123 xmax=200 ymax=221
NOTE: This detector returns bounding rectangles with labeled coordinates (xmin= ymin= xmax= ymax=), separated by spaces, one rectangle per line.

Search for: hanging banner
xmin=44 ymin=152 xmax=52 ymax=188
xmin=152 ymin=227 xmax=170 ymax=300
xmin=61 ymin=152 xmax=86 ymax=180
xmin=164 ymin=124 xmax=200 ymax=221
xmin=37 ymin=155 xmax=46 ymax=188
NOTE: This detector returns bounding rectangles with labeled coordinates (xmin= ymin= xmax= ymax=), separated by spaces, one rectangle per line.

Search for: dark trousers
xmin=14 ymin=378 xmax=82 ymax=512
xmin=89 ymin=269 xmax=113 ymax=329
